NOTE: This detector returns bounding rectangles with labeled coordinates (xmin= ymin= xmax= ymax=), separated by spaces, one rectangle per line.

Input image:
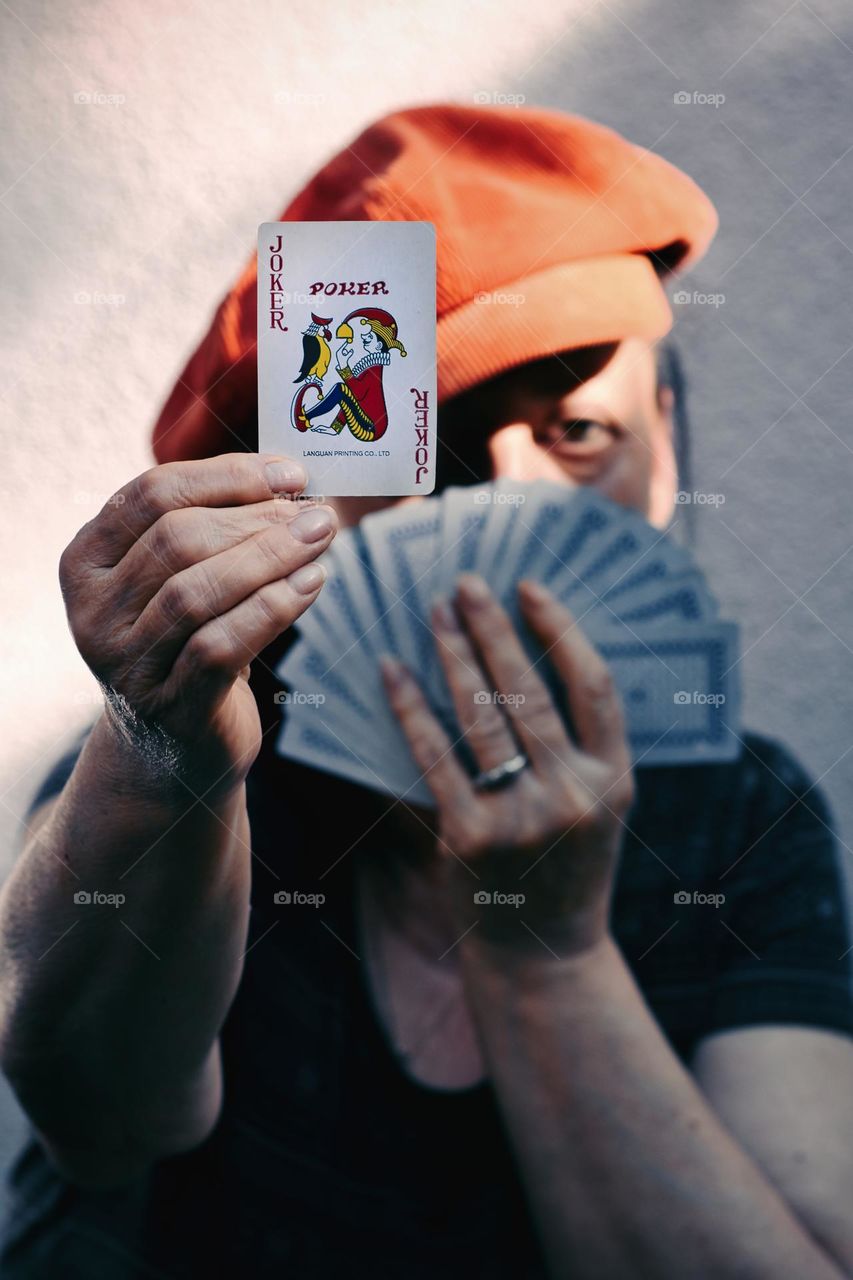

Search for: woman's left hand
xmin=380 ymin=574 xmax=636 ymax=958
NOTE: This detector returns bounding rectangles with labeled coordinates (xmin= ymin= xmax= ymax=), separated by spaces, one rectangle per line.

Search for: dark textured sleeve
xmin=703 ymin=736 xmax=853 ymax=1041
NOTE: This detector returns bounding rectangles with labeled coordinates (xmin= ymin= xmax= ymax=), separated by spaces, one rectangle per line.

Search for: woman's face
xmin=328 ymin=338 xmax=677 ymax=530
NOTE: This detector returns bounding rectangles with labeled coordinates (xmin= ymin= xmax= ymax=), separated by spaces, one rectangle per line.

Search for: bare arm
xmin=0 ymin=453 xmax=337 ymax=1187
xmin=458 ymin=938 xmax=852 ymax=1279
xmin=0 ymin=721 xmax=251 ymax=1187
xmin=382 ymin=574 xmax=853 ymax=1279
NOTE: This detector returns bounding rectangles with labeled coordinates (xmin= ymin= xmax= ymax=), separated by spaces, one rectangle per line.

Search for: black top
xmin=1 ymin=656 xmax=851 ymax=1279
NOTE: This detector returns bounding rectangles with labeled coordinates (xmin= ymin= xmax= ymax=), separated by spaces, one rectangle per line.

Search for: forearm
xmin=0 ymin=712 xmax=251 ymax=1181
xmin=460 ymin=933 xmax=845 ymax=1280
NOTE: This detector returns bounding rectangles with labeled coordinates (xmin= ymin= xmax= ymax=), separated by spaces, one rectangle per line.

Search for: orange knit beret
xmin=152 ymin=102 xmax=717 ymax=464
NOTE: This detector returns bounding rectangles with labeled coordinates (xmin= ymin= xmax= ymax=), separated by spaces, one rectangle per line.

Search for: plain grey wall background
xmin=1 ymin=0 xmax=851 ymax=1207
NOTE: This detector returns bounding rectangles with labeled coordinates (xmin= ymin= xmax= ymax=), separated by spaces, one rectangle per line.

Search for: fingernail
xmin=289 ymin=506 xmax=336 ymax=543
xmin=289 ymin=562 xmax=326 ymax=594
xmin=519 ymin=578 xmax=551 ymax=605
xmin=379 ymin=654 xmax=407 ymax=689
xmin=264 ymin=459 xmax=307 ymax=492
xmin=456 ymin=574 xmax=492 ymax=607
xmin=431 ymin=597 xmax=460 ymax=630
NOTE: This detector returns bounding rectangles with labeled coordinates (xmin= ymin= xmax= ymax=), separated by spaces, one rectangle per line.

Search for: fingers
xmin=379 ymin=656 xmax=474 ymax=813
xmin=108 ymin=496 xmax=320 ymax=622
xmin=73 ymin=453 xmax=309 ymax=569
xmin=450 ymin=575 xmax=576 ymax=772
xmin=518 ymin=579 xmax=631 ymax=770
xmin=126 ymin=504 xmax=338 ymax=678
xmin=429 ymin=595 xmax=524 ymax=774
xmin=163 ymin=560 xmax=329 ymax=707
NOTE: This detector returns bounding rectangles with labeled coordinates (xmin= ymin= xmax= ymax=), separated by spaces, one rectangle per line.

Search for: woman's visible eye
xmin=556 ymin=419 xmax=615 ymax=451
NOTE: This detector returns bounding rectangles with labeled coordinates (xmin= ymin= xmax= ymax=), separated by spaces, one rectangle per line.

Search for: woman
xmin=1 ymin=103 xmax=851 ymax=1280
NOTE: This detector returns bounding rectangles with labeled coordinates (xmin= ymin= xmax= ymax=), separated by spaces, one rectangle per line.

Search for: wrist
xmin=459 ymin=913 xmax=615 ymax=971
xmin=458 ymin=926 xmax=620 ymax=994
xmin=88 ymin=710 xmax=244 ymax=812
xmin=444 ymin=846 xmax=617 ymax=965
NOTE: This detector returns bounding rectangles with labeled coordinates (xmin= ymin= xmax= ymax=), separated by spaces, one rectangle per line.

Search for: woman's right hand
xmin=58 ymin=453 xmax=337 ymax=797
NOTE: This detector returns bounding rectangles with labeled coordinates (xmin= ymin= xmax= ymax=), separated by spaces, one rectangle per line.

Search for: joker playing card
xmin=257 ymin=221 xmax=436 ymax=497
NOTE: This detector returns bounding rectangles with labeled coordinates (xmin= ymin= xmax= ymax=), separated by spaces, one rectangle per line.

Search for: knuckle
xmin=185 ymin=623 xmax=232 ymax=673
xmin=408 ymin=727 xmax=441 ymax=768
xmin=514 ymin=683 xmax=553 ymax=722
xmin=251 ymin=582 xmax=287 ymax=629
xmin=156 ymin=574 xmax=206 ymax=631
xmin=147 ymin=508 xmax=198 ymax=569
xmin=215 ymin=453 xmax=256 ymax=491
xmin=129 ymin=466 xmax=171 ymax=524
xmin=466 ymin=712 xmax=510 ymax=755
xmin=451 ymin=818 xmax=492 ymax=860
xmin=609 ymin=771 xmax=636 ymax=813
xmin=58 ymin=539 xmax=82 ymax=596
xmin=564 ymin=789 xmax=601 ymax=832
xmin=579 ymin=665 xmax=617 ymax=706
xmin=391 ymin=679 xmax=422 ymax=714
xmin=255 ymin=526 xmax=296 ymax=573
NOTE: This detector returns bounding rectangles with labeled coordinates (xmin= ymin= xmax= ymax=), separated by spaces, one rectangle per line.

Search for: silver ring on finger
xmin=472 ymin=752 xmax=529 ymax=793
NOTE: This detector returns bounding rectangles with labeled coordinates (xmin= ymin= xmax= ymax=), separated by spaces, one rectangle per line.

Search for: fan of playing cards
xmin=274 ymin=481 xmax=740 ymax=807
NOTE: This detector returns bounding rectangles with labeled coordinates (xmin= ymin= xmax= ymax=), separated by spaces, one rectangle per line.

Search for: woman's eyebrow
xmin=552 ymin=397 xmax=616 ymax=421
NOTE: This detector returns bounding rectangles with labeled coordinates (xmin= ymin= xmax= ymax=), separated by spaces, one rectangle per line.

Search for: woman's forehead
xmin=462 ymin=340 xmax=655 ymax=417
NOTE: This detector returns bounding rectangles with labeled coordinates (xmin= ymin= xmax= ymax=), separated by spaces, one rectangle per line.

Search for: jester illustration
xmin=291 ymin=307 xmax=406 ymax=442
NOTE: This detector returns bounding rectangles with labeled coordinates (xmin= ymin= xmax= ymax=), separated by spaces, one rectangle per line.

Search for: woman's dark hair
xmin=656 ymin=339 xmax=694 ymax=542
